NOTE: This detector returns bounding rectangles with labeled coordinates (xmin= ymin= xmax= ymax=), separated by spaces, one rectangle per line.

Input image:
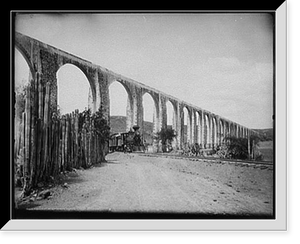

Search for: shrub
xmin=155 ymin=128 xmax=176 ymax=152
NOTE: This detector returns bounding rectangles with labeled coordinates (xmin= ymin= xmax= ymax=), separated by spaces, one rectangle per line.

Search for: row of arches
xmin=181 ymin=109 xmax=249 ymax=149
xmin=15 ymin=38 xmax=250 ymax=152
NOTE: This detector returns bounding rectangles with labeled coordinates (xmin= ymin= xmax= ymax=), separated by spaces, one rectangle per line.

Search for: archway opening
xmin=109 ymin=81 xmax=131 ymax=134
xmin=14 ymin=48 xmax=32 ymax=157
xmin=15 ymin=48 xmax=31 ymax=91
xmin=142 ymin=92 xmax=156 ymax=145
xmin=212 ymin=117 xmax=217 ymax=148
xmin=195 ymin=112 xmax=200 ymax=145
xmin=166 ymin=100 xmax=175 ymax=130
xmin=56 ymin=64 xmax=90 ymax=115
xmin=204 ymin=114 xmax=210 ymax=148
xmin=183 ymin=107 xmax=190 ymax=144
xmin=219 ymin=120 xmax=224 ymax=144
xmin=14 ymin=48 xmax=31 ymax=121
xmin=165 ymin=100 xmax=176 ymax=149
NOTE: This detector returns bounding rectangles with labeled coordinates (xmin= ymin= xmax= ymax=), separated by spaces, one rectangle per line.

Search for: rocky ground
xmin=15 ymin=152 xmax=274 ymax=218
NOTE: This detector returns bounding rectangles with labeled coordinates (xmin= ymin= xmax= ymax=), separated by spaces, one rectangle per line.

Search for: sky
xmin=14 ymin=13 xmax=274 ymax=129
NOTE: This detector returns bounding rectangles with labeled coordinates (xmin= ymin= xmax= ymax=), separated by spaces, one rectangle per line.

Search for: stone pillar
xmin=133 ymin=88 xmax=143 ymax=130
xmin=126 ymin=96 xmax=134 ymax=132
xmin=158 ymin=95 xmax=167 ymax=152
xmin=93 ymin=71 xmax=101 ymax=113
xmin=178 ymin=104 xmax=184 ymax=149
xmin=159 ymin=95 xmax=167 ymax=131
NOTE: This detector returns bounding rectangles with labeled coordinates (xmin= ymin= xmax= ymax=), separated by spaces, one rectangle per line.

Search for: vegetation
xmin=79 ymin=108 xmax=110 ymax=145
xmin=14 ymin=80 xmax=111 ymax=196
xmin=155 ymin=127 xmax=177 ymax=152
xmin=216 ymin=135 xmax=262 ymax=160
xmin=182 ymin=143 xmax=201 ymax=156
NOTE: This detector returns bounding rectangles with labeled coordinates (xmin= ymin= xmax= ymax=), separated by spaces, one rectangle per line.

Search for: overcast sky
xmin=15 ymin=13 xmax=274 ymax=129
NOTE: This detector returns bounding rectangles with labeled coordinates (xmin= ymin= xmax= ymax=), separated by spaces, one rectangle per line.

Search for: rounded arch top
xmin=108 ymin=79 xmax=134 ymax=103
xmin=141 ymin=89 xmax=159 ymax=104
xmin=56 ymin=63 xmax=94 ymax=114
xmin=142 ymin=89 xmax=160 ymax=115
xmin=14 ymin=45 xmax=35 ymax=79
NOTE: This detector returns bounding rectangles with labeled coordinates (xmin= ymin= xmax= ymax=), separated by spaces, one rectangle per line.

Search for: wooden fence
xmin=14 ymin=78 xmax=107 ymax=194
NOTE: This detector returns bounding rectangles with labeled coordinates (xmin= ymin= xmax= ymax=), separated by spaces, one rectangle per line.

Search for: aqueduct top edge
xmin=15 ymin=31 xmax=251 ymax=131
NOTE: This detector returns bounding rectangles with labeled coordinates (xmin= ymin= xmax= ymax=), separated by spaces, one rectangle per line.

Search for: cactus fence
xmin=14 ymin=78 xmax=108 ymax=195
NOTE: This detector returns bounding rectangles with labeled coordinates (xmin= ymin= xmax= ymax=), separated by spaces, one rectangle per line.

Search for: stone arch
xmin=142 ymin=90 xmax=160 ymax=143
xmin=204 ymin=113 xmax=211 ymax=148
xmin=211 ymin=116 xmax=218 ymax=149
xmin=142 ymin=90 xmax=159 ymax=126
xmin=56 ymin=63 xmax=92 ymax=114
xmin=141 ymin=90 xmax=159 ymax=116
xmin=14 ymin=41 xmax=35 ymax=79
xmin=182 ymin=105 xmax=192 ymax=144
xmin=165 ymin=98 xmax=177 ymax=129
xmin=229 ymin=123 xmax=235 ymax=137
xmin=219 ymin=119 xmax=224 ymax=144
xmin=57 ymin=61 xmax=97 ymax=111
xmin=195 ymin=111 xmax=200 ymax=145
xmin=108 ymin=79 xmax=134 ymax=132
xmin=225 ymin=121 xmax=230 ymax=137
xmin=196 ymin=111 xmax=203 ymax=147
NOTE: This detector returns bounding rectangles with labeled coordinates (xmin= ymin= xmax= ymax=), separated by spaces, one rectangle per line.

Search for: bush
xmin=216 ymin=136 xmax=248 ymax=160
xmin=155 ymin=128 xmax=176 ymax=152
xmin=216 ymin=135 xmax=261 ymax=160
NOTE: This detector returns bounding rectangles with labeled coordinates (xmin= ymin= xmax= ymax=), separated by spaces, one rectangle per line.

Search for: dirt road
xmin=16 ymin=152 xmax=274 ymax=217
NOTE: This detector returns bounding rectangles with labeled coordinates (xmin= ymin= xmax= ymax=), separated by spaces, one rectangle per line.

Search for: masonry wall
xmin=15 ymin=32 xmax=252 ymax=153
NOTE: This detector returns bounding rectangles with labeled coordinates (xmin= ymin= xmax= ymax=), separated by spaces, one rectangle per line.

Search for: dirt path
xmin=17 ymin=152 xmax=273 ymax=216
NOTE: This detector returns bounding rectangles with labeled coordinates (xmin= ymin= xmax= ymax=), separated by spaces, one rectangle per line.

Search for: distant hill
xmin=110 ymin=115 xmax=188 ymax=144
xmin=253 ymin=128 xmax=273 ymax=141
xmin=110 ymin=116 xmax=182 ymax=144
xmin=110 ymin=116 xmax=154 ymax=143
xmin=109 ymin=116 xmax=127 ymax=134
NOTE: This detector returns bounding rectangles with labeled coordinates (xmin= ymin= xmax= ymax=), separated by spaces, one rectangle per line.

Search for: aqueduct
xmin=15 ymin=32 xmax=253 ymax=151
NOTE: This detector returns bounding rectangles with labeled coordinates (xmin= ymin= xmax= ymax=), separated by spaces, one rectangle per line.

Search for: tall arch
xmin=183 ymin=106 xmax=192 ymax=144
xmin=197 ymin=111 xmax=203 ymax=148
xmin=56 ymin=64 xmax=91 ymax=114
xmin=195 ymin=111 xmax=200 ymax=145
xmin=108 ymin=80 xmax=134 ymax=133
xmin=14 ymin=47 xmax=32 ymax=155
xmin=211 ymin=116 xmax=218 ymax=149
xmin=14 ymin=48 xmax=31 ymax=90
xmin=204 ymin=113 xmax=211 ymax=148
xmin=166 ymin=99 xmax=176 ymax=130
xmin=142 ymin=91 xmax=159 ymax=145
xmin=14 ymin=42 xmax=35 ymax=79
xmin=219 ymin=119 xmax=224 ymax=145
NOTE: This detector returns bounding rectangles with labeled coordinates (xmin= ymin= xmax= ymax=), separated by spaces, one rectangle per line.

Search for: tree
xmin=156 ymin=128 xmax=176 ymax=152
xmin=91 ymin=107 xmax=111 ymax=162
xmin=216 ymin=135 xmax=262 ymax=160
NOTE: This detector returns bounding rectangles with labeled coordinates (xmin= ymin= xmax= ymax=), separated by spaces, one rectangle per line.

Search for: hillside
xmin=110 ymin=116 xmax=154 ymax=144
xmin=253 ymin=128 xmax=273 ymax=141
xmin=110 ymin=115 xmax=152 ymax=134
xmin=110 ymin=116 xmax=187 ymax=142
